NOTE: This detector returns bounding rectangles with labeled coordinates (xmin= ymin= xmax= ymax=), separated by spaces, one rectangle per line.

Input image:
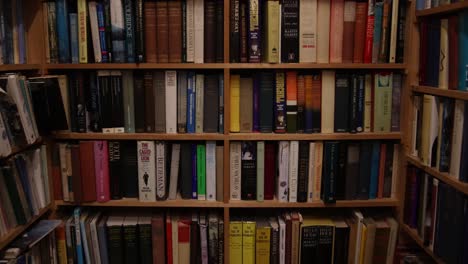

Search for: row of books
xmin=52 ymin=141 xmax=224 ymax=203
xmin=404 ymin=166 xmax=468 ymax=264
xmin=411 ymin=96 xmax=468 ymax=182
xmin=418 ymin=12 xmax=468 ymax=91
xmin=55 ymin=209 xmax=224 ymax=264
xmin=45 ymin=0 xmax=223 ymax=64
xmin=26 ymin=71 xmax=224 ymax=135
xmin=230 ymin=0 xmax=406 ymax=64
xmin=0 ymin=0 xmax=27 ymax=64
xmin=230 ymin=71 xmax=401 ymax=134
xmin=229 ymin=211 xmax=399 ymax=264
xmin=229 ymin=140 xmax=399 ymax=203
xmin=0 ymin=146 xmax=51 ymax=238
xmin=0 ymin=74 xmax=41 ymax=157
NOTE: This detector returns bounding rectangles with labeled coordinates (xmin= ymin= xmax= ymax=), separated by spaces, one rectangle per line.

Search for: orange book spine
xmin=353 ymin=2 xmax=368 ymax=63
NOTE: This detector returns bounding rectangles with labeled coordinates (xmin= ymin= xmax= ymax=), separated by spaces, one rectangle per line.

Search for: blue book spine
xmin=372 ymin=2 xmax=383 ymax=63
xmin=191 ymin=143 xmax=197 ymax=199
xmin=369 ymin=141 xmax=381 ymax=199
xmin=187 ymin=72 xmax=196 ymax=133
xmin=73 ymin=208 xmax=85 ymax=264
xmin=356 ymin=75 xmax=365 ymax=132
xmin=97 ymin=223 xmax=109 ymax=264
xmin=253 ymin=76 xmax=260 ymax=132
xmin=458 ymin=11 xmax=468 ymax=91
xmin=123 ymin=0 xmax=135 ymax=62
xmin=69 ymin=13 xmax=79 ymax=64
xmin=416 ymin=0 xmax=425 ymax=10
xmin=16 ymin=0 xmax=26 ymax=63
xmin=14 ymin=157 xmax=34 ymax=215
xmin=96 ymin=3 xmax=109 ymax=62
xmin=218 ymin=74 xmax=224 ymax=133
xmin=2 ymin=0 xmax=13 ymax=64
xmin=80 ymin=215 xmax=91 ymax=264
xmin=56 ymin=0 xmax=70 ymax=63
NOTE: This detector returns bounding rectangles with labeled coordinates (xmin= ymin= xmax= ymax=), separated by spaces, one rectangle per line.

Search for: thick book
xmin=363 ymin=0 xmax=375 ymax=63
xmin=167 ymin=144 xmax=181 ymax=201
xmin=180 ymin=143 xmax=193 ymax=199
xmin=56 ymin=0 xmax=70 ymax=63
xmin=135 ymin=0 xmax=144 ymax=62
xmin=155 ymin=142 xmax=168 ymax=200
xmin=137 ymin=141 xmax=156 ymax=201
xmin=241 ymin=141 xmax=256 ymax=200
xmin=286 ymin=71 xmax=298 ymax=133
xmin=297 ymin=142 xmax=310 ymax=202
xmin=122 ymin=0 xmax=135 ymax=62
xmin=205 ymin=141 xmax=217 ymax=201
xmin=195 ymin=74 xmax=205 ymax=133
xmin=343 ymin=0 xmax=356 ymax=63
xmin=122 ymin=71 xmax=135 ymax=133
xmin=277 ymin=141 xmax=289 ymax=202
xmin=110 ymin=0 xmax=125 ymax=62
xmin=248 ymin=0 xmax=261 ymax=62
xmin=373 ymin=72 xmax=393 ymax=132
xmin=353 ymin=1 xmax=368 ymax=63
xmin=334 ymin=73 xmax=350 ymax=132
xmin=177 ymin=71 xmax=188 ymax=133
xmin=281 ymin=0 xmax=299 ymax=62
xmin=165 ymin=71 xmax=177 ymax=133
xmin=330 ymin=0 xmax=344 ymax=63
xmin=79 ymin=141 xmax=97 ymax=202
xmin=299 ymin=0 xmax=317 ymax=62
xmin=204 ymin=75 xmax=219 ymax=132
xmin=317 ymin=0 xmax=331 ymax=63
xmin=297 ymin=75 xmax=305 ymax=133
xmin=133 ymin=72 xmax=145 ymax=132
xmin=168 ymin=0 xmax=182 ymax=62
xmin=194 ymin=0 xmax=204 ymax=63
xmin=289 ymin=141 xmax=299 ymax=202
xmin=156 ymin=0 xmax=169 ymax=62
xmin=265 ymin=0 xmax=280 ymax=63
xmin=197 ymin=144 xmax=206 ymax=200
xmin=204 ymin=0 xmax=217 ymax=62
xmin=230 ymin=0 xmax=240 ymax=62
xmin=275 ymin=72 xmax=287 ymax=132
xmin=322 ymin=142 xmax=339 ymax=203
xmin=357 ymin=142 xmax=372 ymax=199
xmin=144 ymin=1 xmax=157 ymax=62
xmin=259 ymin=72 xmax=274 ymax=132
xmin=448 ymin=15 xmax=459 ymax=90
xmin=239 ymin=77 xmax=253 ymax=132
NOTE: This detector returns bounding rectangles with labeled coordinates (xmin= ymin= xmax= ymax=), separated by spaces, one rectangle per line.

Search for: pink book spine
xmin=329 ymin=0 xmax=344 ymax=63
xmin=94 ymin=141 xmax=110 ymax=202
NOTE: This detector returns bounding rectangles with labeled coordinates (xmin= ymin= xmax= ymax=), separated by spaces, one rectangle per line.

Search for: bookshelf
xmin=415 ymin=0 xmax=468 ymax=17
xmin=412 ymin=85 xmax=468 ymax=100
xmin=400 ymin=224 xmax=444 ymax=264
xmin=0 ymin=64 xmax=42 ymax=72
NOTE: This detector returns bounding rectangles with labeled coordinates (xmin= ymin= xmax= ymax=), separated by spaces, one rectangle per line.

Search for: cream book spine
xmin=312 ymin=142 xmax=323 ymax=201
xmin=168 ymin=144 xmax=181 ymax=200
xmin=78 ymin=0 xmax=87 ymax=63
xmin=388 ymin=0 xmax=399 ymax=62
xmin=88 ymin=1 xmax=102 ymax=63
xmin=165 ymin=71 xmax=178 ymax=133
xmin=230 ymin=142 xmax=242 ymax=200
xmin=194 ymin=0 xmax=204 ymax=63
xmin=299 ymin=0 xmax=317 ymax=62
xmin=138 ymin=141 xmax=156 ymax=201
xmin=156 ymin=141 xmax=167 ymax=200
xmin=288 ymin=141 xmax=299 ymax=202
xmin=277 ymin=141 xmax=289 ymax=202
xmin=321 ymin=71 xmax=335 ymax=133
xmin=186 ymin=0 xmax=195 ymax=62
xmin=316 ymin=0 xmax=330 ymax=63
xmin=205 ymin=141 xmax=217 ymax=201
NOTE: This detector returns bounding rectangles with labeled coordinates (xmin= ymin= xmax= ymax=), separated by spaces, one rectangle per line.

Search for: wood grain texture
xmin=0 ymin=64 xmax=41 ymax=72
xmin=55 ymin=199 xmax=225 ymax=208
xmin=416 ymin=1 xmax=468 ymax=17
xmin=52 ymin=132 xmax=225 ymax=141
xmin=227 ymin=198 xmax=399 ymax=208
xmin=413 ymin=85 xmax=468 ymax=100
xmin=229 ymin=132 xmax=402 ymax=141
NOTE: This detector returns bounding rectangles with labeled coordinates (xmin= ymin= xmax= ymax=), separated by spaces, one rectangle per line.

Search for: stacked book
xmin=0 ymin=74 xmax=42 ymax=157
xmin=52 ymin=141 xmax=224 ymax=203
xmin=44 ymin=0 xmax=224 ymax=63
xmin=230 ymin=140 xmax=399 ymax=203
xmin=418 ymin=12 xmax=468 ymax=91
xmin=0 ymin=146 xmax=51 ymax=237
xmin=404 ymin=166 xmax=468 ymax=264
xmin=55 ymin=209 xmax=224 ymax=264
xmin=229 ymin=211 xmax=399 ymax=263
xmin=0 ymin=0 xmax=27 ymax=64
xmin=230 ymin=71 xmax=401 ymax=133
xmin=230 ymin=0 xmax=406 ymax=63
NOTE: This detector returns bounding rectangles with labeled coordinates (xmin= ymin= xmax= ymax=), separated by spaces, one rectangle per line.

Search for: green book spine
xmin=197 ymin=144 xmax=206 ymax=200
xmin=257 ymin=141 xmax=265 ymax=201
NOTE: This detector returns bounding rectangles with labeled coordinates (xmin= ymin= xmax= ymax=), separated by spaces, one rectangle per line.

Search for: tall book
xmin=144 ymin=1 xmax=157 ymax=62
xmin=230 ymin=0 xmax=240 ymax=62
xmin=78 ymin=0 xmax=87 ymax=63
xmin=275 ymin=72 xmax=287 ymax=132
xmin=317 ymin=0 xmax=331 ymax=63
xmin=155 ymin=142 xmax=167 ymax=200
xmin=264 ymin=0 xmax=280 ymax=63
xmin=286 ymin=71 xmax=298 ymax=133
xmin=334 ymin=73 xmax=350 ymax=132
xmin=204 ymin=0 xmax=217 ymax=62
xmin=259 ymin=72 xmax=274 ymax=132
xmin=240 ymin=77 xmax=253 ymax=132
xmin=277 ymin=141 xmax=289 ymax=202
xmin=137 ymin=141 xmax=156 ymax=201
xmin=329 ymin=0 xmax=344 ymax=63
xmin=343 ymin=0 xmax=356 ymax=63
xmin=373 ymin=72 xmax=393 ymax=132
xmin=110 ymin=0 xmax=125 ymax=62
xmin=281 ymin=0 xmax=299 ymax=62
xmin=165 ymin=71 xmax=177 ymax=133
xmin=241 ymin=141 xmax=256 ymax=200
xmin=322 ymin=142 xmax=339 ymax=203
xmin=168 ymin=0 xmax=182 ymax=63
xmin=156 ymin=1 xmax=169 ymax=63
xmin=230 ymin=75 xmax=240 ymax=132
xmin=353 ymin=1 xmax=368 ymax=63
xmin=289 ymin=141 xmax=299 ymax=202
xmin=194 ymin=0 xmax=204 ymax=63
xmin=299 ymin=0 xmax=317 ymax=62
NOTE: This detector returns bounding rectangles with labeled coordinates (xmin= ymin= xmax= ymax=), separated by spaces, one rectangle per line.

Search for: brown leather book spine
xmin=353 ymin=1 xmax=368 ymax=63
xmin=71 ymin=145 xmax=83 ymax=203
xmin=343 ymin=0 xmax=356 ymax=63
xmin=204 ymin=0 xmax=217 ymax=62
xmin=79 ymin=141 xmax=97 ymax=202
xmin=51 ymin=144 xmax=63 ymax=200
xmin=152 ymin=213 xmax=166 ymax=264
xmin=448 ymin=15 xmax=459 ymax=90
xmin=168 ymin=0 xmax=182 ymax=63
xmin=144 ymin=71 xmax=155 ymax=132
xmin=156 ymin=0 xmax=169 ymax=63
xmin=144 ymin=1 xmax=158 ymax=63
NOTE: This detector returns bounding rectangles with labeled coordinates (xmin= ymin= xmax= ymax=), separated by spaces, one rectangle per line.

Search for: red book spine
xmin=363 ymin=1 xmax=375 ymax=63
xmin=52 ymin=145 xmax=63 ymax=200
xmin=448 ymin=15 xmax=459 ymax=90
xmin=377 ymin=143 xmax=386 ymax=198
xmin=264 ymin=142 xmax=275 ymax=200
xmin=353 ymin=2 xmax=368 ymax=63
xmin=79 ymin=141 xmax=97 ymax=202
xmin=94 ymin=141 xmax=110 ymax=202
xmin=178 ymin=220 xmax=190 ymax=242
xmin=166 ymin=215 xmax=173 ymax=264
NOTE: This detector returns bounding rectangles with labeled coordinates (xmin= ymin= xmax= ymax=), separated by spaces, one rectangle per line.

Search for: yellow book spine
xmin=359 ymin=225 xmax=368 ymax=264
xmin=242 ymin=221 xmax=256 ymax=264
xmin=78 ymin=0 xmax=88 ymax=63
xmin=230 ymin=220 xmax=243 ymax=264
xmin=57 ymin=239 xmax=67 ymax=264
xmin=256 ymin=226 xmax=271 ymax=264
xmin=266 ymin=1 xmax=279 ymax=63
xmin=230 ymin=75 xmax=241 ymax=132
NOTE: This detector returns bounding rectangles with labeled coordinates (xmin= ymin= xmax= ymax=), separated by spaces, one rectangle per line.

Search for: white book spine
xmin=200 ymin=223 xmax=209 ymax=264
xmin=0 ymin=116 xmax=12 ymax=156
xmin=321 ymin=71 xmax=335 ymax=133
xmin=288 ymin=141 xmax=299 ymax=202
xmin=195 ymin=74 xmax=204 ymax=133
xmin=165 ymin=71 xmax=178 ymax=133
xmin=299 ymin=0 xmax=317 ymax=63
xmin=230 ymin=142 xmax=242 ymax=200
xmin=205 ymin=141 xmax=217 ymax=201
xmin=388 ymin=0 xmax=399 ymax=63
xmin=353 ymin=211 xmax=364 ymax=264
xmin=186 ymin=0 xmax=195 ymax=62
xmin=307 ymin=142 xmax=316 ymax=202
xmin=450 ymin=100 xmax=464 ymax=179
xmin=137 ymin=141 xmax=156 ymax=201
xmin=7 ymin=76 xmax=36 ymax=144
xmin=312 ymin=142 xmax=323 ymax=201
xmin=156 ymin=142 xmax=167 ymax=200
xmin=277 ymin=141 xmax=289 ymax=202
xmin=168 ymin=144 xmax=181 ymax=200
xmin=278 ymin=217 xmax=286 ymax=264
xmin=193 ymin=0 xmax=204 ymax=63
xmin=59 ymin=144 xmax=70 ymax=201
xmin=88 ymin=1 xmax=102 ymax=63
xmin=316 ymin=0 xmax=330 ymax=63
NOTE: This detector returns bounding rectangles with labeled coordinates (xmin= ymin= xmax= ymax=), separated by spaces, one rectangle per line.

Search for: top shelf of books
xmin=416 ymin=1 xmax=468 ymax=17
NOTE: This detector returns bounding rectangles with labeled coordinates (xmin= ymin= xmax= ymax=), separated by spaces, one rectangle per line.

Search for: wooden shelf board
xmin=229 ymin=132 xmax=402 ymax=141
xmin=416 ymin=1 xmax=468 ymax=17
xmin=55 ymin=199 xmax=225 ymax=208
xmin=0 ymin=64 xmax=41 ymax=72
xmin=44 ymin=63 xmax=227 ymax=70
xmin=400 ymin=224 xmax=444 ymax=264
xmin=0 ymin=138 xmax=43 ymax=160
xmin=0 ymin=205 xmax=51 ymax=250
xmin=406 ymin=155 xmax=468 ymax=195
xmin=228 ymin=198 xmax=399 ymax=208
xmin=229 ymin=63 xmax=407 ymax=69
xmin=52 ymin=132 xmax=225 ymax=141
xmin=412 ymin=85 xmax=468 ymax=100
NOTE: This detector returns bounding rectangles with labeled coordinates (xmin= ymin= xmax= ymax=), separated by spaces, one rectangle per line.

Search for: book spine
xmin=195 ymin=74 xmax=204 ymax=133
xmin=230 ymin=75 xmax=240 ymax=132
xmin=388 ymin=0 xmax=399 ymax=63
xmin=186 ymin=0 xmax=195 ymax=62
xmin=329 ymin=0 xmax=344 ymax=63
xmin=275 ymin=72 xmax=286 ymax=132
xmin=242 ymin=220 xmax=256 ymax=264
xmin=191 ymin=144 xmax=198 ymax=199
xmin=307 ymin=142 xmax=316 ymax=202
xmin=353 ymin=1 xmax=368 ymax=63
xmin=396 ymin=0 xmax=406 ymax=63
xmin=110 ymin=0 xmax=125 ymax=62
xmin=288 ymin=141 xmax=299 ymax=202
xmin=204 ymin=0 xmax=216 ymax=63
xmin=372 ymin=1 xmax=382 ymax=63
xmin=241 ymin=141 xmax=257 ymax=200
xmin=122 ymin=71 xmax=135 ymax=133
xmin=356 ymin=74 xmax=365 ymax=132
xmin=230 ymin=142 xmax=242 ymax=200
xmin=124 ymin=0 xmax=135 ymax=62
xmin=297 ymin=142 xmax=309 ymax=202
xmin=391 ymin=74 xmax=401 ymax=132
xmin=206 ymin=141 xmax=217 ymax=201
xmin=89 ymin=2 xmax=102 ymax=63
xmin=137 ymin=141 xmax=156 ymax=201
xmin=230 ymin=0 xmax=240 ymax=62
xmin=166 ymin=71 xmax=178 ymax=133
xmin=458 ymin=11 xmax=468 ymax=91
xmin=187 ymin=72 xmax=196 ymax=133
xmin=286 ymin=72 xmax=298 ymax=133
xmin=240 ymin=0 xmax=248 ymax=62
xmin=373 ymin=72 xmax=393 ymax=132
xmin=248 ymin=0 xmax=261 ymax=62
xmin=182 ymin=0 xmax=187 ymax=62
xmin=364 ymin=0 xmax=375 ymax=63
xmin=168 ymin=0 xmax=183 ymax=63
xmin=178 ymin=72 xmax=188 ymax=133
xmin=266 ymin=1 xmax=280 ymax=63
xmin=297 ymin=75 xmax=305 ymax=133
xmin=364 ymin=74 xmax=372 ymax=132
xmin=47 ymin=2 xmax=59 ymax=63
xmin=168 ymin=144 xmax=181 ymax=200
xmin=277 ymin=141 xmax=289 ymax=202
xmin=230 ymin=220 xmax=243 ymax=263
xmin=194 ymin=0 xmax=204 ymax=63
xmin=104 ymin=0 xmax=113 ymax=62
xmin=281 ymin=0 xmax=299 ymax=62
xmin=322 ymin=142 xmax=338 ymax=203
xmin=253 ymin=76 xmax=260 ymax=132
xmin=219 ymin=74 xmax=224 ymax=133
xmin=96 ymin=3 xmax=108 ymax=62
xmin=78 ymin=0 xmax=87 ymax=63
xmin=257 ymin=141 xmax=265 ymax=201
xmin=378 ymin=1 xmax=390 ymax=62
xmin=135 ymin=0 xmax=144 ymax=62
xmin=197 ymin=144 xmax=207 ymax=200
xmin=56 ymin=0 xmax=70 ymax=63
xmin=94 ymin=141 xmax=110 ymax=202
xmin=299 ymin=0 xmax=317 ymax=63
xmin=155 ymin=142 xmax=167 ymax=200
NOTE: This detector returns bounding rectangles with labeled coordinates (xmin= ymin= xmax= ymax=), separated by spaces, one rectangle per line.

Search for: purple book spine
xmin=391 ymin=74 xmax=402 ymax=132
xmin=253 ymin=75 xmax=260 ymax=132
xmin=191 ymin=143 xmax=198 ymax=199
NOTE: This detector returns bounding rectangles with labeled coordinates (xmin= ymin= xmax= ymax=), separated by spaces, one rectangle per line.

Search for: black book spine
xmin=122 ymin=141 xmax=138 ymax=198
xmin=215 ymin=0 xmax=224 ymax=62
xmin=75 ymin=74 xmax=86 ymax=133
xmin=239 ymin=0 xmax=248 ymax=62
xmin=322 ymin=142 xmax=338 ymax=203
xmin=135 ymin=0 xmax=144 ymax=62
xmin=107 ymin=226 xmax=124 ymax=264
xmin=259 ymin=72 xmax=274 ymax=133
xmin=300 ymin=226 xmax=319 ymax=263
xmin=317 ymin=226 xmax=334 ymax=264
xmin=203 ymin=74 xmax=219 ymax=132
xmin=124 ymin=224 xmax=138 ymax=264
xmin=98 ymin=73 xmax=112 ymax=132
xmin=383 ymin=143 xmax=394 ymax=197
xmin=180 ymin=143 xmax=193 ymax=199
xmin=280 ymin=0 xmax=299 ymax=63
xmin=297 ymin=142 xmax=309 ymax=202
xmin=356 ymin=74 xmax=365 ymax=133
xmin=87 ymin=73 xmax=101 ymax=132
xmin=439 ymin=99 xmax=454 ymax=173
xmin=86 ymin=8 xmax=95 ymax=63
xmin=357 ymin=142 xmax=372 ymax=199
xmin=182 ymin=0 xmax=187 ymax=62
xmin=396 ymin=0 xmax=406 ymax=63
xmin=333 ymin=227 xmax=349 ymax=264
xmin=241 ymin=141 xmax=256 ymax=200
xmin=112 ymin=73 xmax=125 ymax=129
xmin=218 ymin=219 xmax=224 ymax=264
xmin=138 ymin=224 xmax=152 ymax=264
xmin=349 ymin=74 xmax=359 ymax=133
xmin=270 ymin=225 xmax=279 ymax=264
xmin=230 ymin=0 xmax=240 ymax=62
xmin=335 ymin=143 xmax=348 ymax=200
xmin=458 ymin=101 xmax=468 ymax=182
xmin=334 ymin=73 xmax=350 ymax=132
xmin=109 ymin=141 xmax=123 ymax=199
xmin=133 ymin=72 xmax=146 ymax=132
xmin=311 ymin=73 xmax=322 ymax=133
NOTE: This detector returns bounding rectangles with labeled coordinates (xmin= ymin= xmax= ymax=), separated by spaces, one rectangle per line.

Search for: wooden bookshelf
xmin=406 ymin=155 xmax=468 ymax=195
xmin=0 ymin=204 xmax=52 ymax=250
xmin=229 ymin=132 xmax=401 ymax=141
xmin=52 ymin=132 xmax=226 ymax=141
xmin=228 ymin=63 xmax=407 ymax=69
xmin=416 ymin=1 xmax=468 ymax=17
xmin=412 ymin=85 xmax=468 ymax=100
xmin=228 ymin=198 xmax=399 ymax=208
xmin=0 ymin=138 xmax=43 ymax=160
xmin=0 ymin=64 xmax=41 ymax=72
xmin=55 ymin=199 xmax=225 ymax=208
xmin=400 ymin=224 xmax=444 ymax=264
